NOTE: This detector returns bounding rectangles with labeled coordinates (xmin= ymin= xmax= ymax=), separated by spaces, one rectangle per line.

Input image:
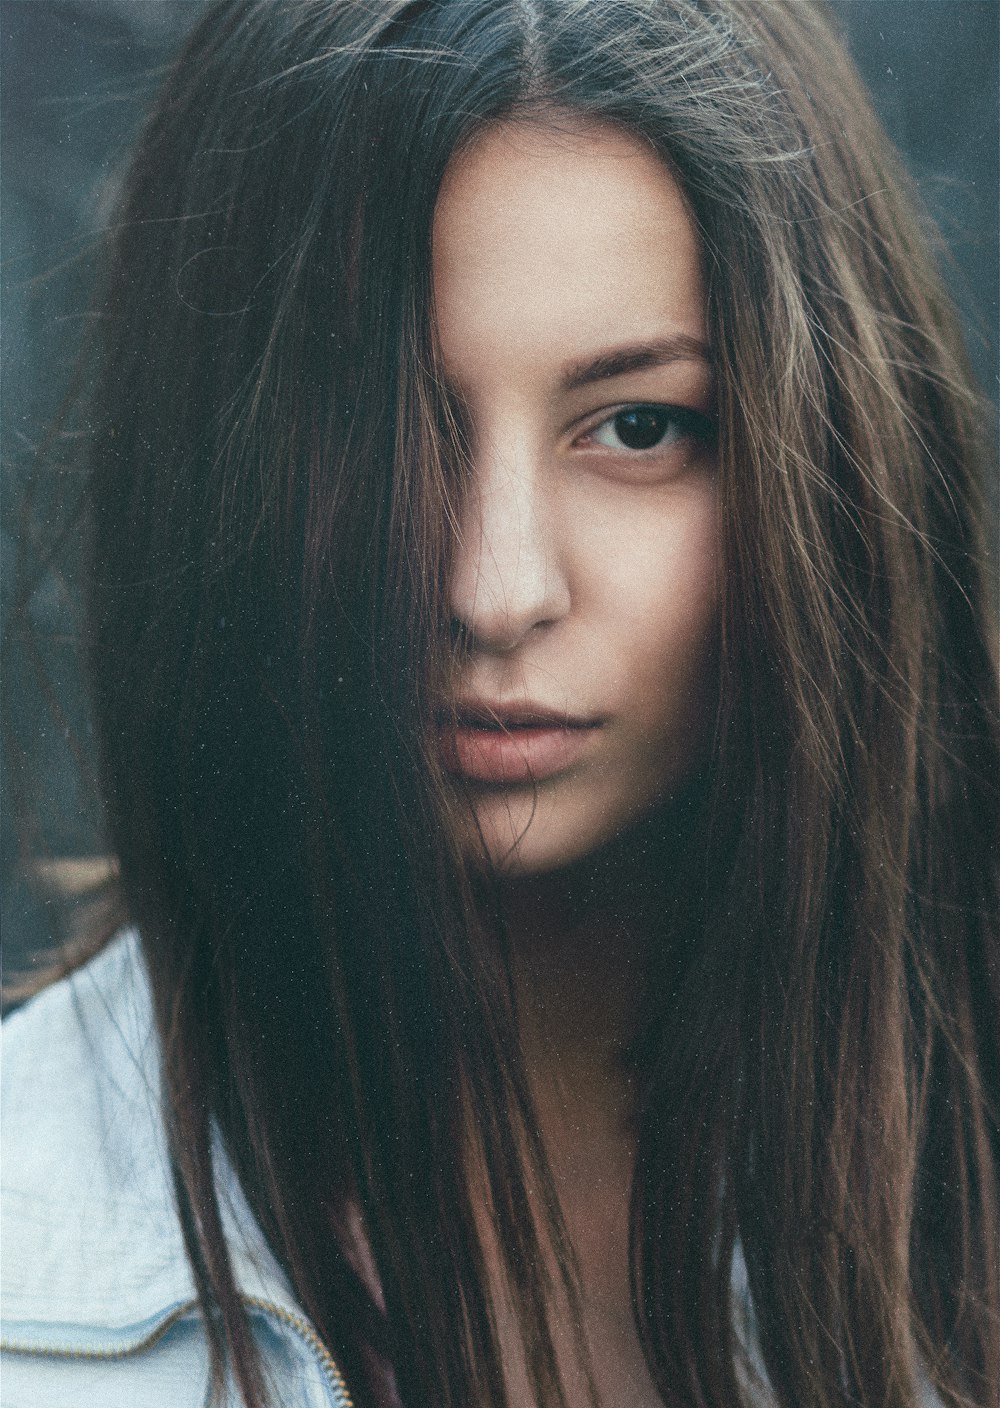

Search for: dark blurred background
xmin=2 ymin=0 xmax=998 ymax=981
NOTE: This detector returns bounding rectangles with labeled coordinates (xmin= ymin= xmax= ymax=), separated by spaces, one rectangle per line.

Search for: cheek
xmin=581 ymin=481 xmax=720 ymax=725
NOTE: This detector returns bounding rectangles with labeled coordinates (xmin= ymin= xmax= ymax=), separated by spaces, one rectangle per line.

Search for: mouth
xmin=435 ymin=701 xmax=603 ymax=785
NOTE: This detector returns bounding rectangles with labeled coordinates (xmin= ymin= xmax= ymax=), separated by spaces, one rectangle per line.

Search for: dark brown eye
xmin=590 ymin=402 xmax=715 ymax=455
xmin=612 ymin=406 xmax=674 ymax=450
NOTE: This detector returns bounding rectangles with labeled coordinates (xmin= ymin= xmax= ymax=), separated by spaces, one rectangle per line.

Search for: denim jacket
xmin=1 ymin=932 xmax=353 ymax=1408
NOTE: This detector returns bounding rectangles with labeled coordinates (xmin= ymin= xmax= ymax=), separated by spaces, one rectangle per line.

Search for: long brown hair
xmin=41 ymin=0 xmax=1000 ymax=1404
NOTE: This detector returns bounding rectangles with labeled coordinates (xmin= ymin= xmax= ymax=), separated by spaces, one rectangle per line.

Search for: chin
xmin=484 ymin=830 xmax=597 ymax=876
xmin=469 ymin=784 xmax=651 ymax=876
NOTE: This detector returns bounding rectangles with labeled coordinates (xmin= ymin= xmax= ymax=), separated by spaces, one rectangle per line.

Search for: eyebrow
xmin=559 ymin=335 xmax=712 ymax=393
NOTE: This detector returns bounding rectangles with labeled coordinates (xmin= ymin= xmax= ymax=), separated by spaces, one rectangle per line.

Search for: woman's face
xmin=432 ymin=119 xmax=719 ymax=874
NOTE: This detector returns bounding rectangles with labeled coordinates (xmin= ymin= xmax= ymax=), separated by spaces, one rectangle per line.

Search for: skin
xmin=434 ymin=117 xmax=720 ymax=877
xmin=432 ymin=119 xmax=720 ymax=1406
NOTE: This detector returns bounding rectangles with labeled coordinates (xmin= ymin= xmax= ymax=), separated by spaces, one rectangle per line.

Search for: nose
xmin=447 ymin=431 xmax=571 ymax=654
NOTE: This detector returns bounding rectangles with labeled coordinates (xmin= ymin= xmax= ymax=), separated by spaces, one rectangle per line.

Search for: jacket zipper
xmin=0 ymin=1295 xmax=355 ymax=1407
xmin=241 ymin=1294 xmax=355 ymax=1406
xmin=0 ymin=1300 xmax=198 ymax=1361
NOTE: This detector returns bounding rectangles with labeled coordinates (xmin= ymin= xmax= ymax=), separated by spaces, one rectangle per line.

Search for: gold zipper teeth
xmin=241 ymin=1295 xmax=355 ymax=1407
xmin=0 ymin=1301 xmax=197 ymax=1360
xmin=1 ymin=1296 xmax=355 ymax=1406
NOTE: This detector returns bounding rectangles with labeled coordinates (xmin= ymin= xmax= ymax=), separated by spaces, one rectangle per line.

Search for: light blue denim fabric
xmin=1 ymin=933 xmax=351 ymax=1408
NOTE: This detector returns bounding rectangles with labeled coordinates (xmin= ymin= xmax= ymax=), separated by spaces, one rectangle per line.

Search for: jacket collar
xmin=1 ymin=930 xmax=302 ymax=1353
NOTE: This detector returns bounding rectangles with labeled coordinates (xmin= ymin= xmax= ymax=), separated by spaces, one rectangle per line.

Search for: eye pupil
xmin=614 ymin=406 xmax=669 ymax=450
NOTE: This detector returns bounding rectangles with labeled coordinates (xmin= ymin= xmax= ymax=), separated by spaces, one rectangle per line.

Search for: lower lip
xmin=439 ymin=723 xmax=600 ymax=785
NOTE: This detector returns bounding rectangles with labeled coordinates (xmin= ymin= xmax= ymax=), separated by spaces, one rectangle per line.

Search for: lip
xmin=436 ymin=701 xmax=603 ymax=785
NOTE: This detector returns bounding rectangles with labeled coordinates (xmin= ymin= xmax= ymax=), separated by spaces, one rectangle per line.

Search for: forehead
xmin=430 ymin=119 xmax=706 ymax=389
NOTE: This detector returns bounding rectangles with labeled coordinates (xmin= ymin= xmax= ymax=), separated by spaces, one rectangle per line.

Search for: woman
xmin=3 ymin=0 xmax=997 ymax=1405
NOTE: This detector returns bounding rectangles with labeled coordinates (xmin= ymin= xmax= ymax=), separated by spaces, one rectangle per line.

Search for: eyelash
xmin=578 ymin=403 xmax=716 ymax=456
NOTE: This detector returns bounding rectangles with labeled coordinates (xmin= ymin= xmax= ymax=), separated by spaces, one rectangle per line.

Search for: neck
xmin=465 ymin=798 xmax=704 ymax=1408
xmin=495 ymin=797 xmax=697 ymax=1138
xmin=501 ymin=854 xmax=652 ymax=1077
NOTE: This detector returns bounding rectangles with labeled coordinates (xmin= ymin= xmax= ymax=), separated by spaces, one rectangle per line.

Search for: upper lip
xmin=438 ymin=699 xmax=601 ymax=729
